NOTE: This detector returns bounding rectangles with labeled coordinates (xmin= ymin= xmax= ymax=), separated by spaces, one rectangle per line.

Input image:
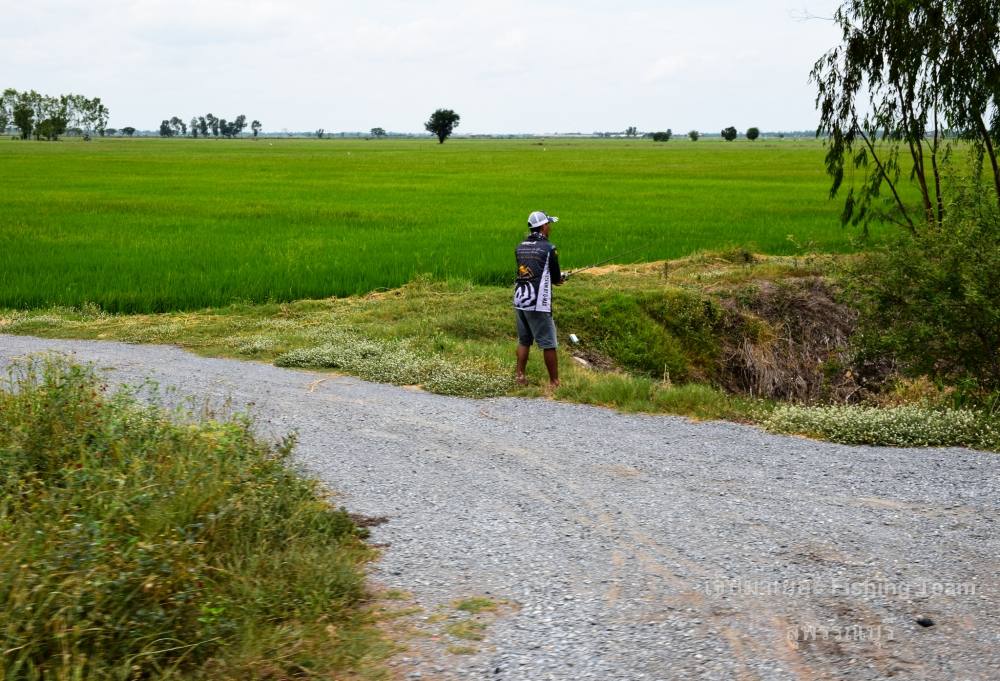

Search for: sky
xmin=2 ymin=0 xmax=845 ymax=134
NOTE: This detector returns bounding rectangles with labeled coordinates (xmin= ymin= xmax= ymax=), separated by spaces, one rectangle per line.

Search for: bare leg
xmin=516 ymin=344 xmax=530 ymax=385
xmin=543 ymin=348 xmax=559 ymax=387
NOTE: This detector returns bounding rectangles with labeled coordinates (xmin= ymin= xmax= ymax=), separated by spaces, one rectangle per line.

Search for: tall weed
xmin=0 ymin=357 xmax=384 ymax=680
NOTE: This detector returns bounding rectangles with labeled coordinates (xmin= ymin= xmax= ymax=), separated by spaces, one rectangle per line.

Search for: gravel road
xmin=2 ymin=335 xmax=998 ymax=681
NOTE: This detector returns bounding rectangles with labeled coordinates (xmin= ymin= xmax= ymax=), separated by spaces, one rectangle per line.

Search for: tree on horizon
xmin=424 ymin=109 xmax=460 ymax=143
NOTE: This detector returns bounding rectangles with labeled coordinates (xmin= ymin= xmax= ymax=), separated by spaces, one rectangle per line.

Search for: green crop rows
xmin=1 ymin=137 xmax=875 ymax=312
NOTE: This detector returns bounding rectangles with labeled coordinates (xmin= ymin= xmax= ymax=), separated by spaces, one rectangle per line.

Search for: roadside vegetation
xmin=1 ymin=251 xmax=815 ymax=416
xmin=4 ymin=249 xmax=997 ymax=450
xmin=0 ymin=357 xmax=392 ymax=680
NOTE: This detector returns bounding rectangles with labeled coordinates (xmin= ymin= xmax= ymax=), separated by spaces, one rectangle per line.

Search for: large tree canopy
xmin=811 ymin=0 xmax=1000 ymax=233
xmin=424 ymin=108 xmax=460 ymax=144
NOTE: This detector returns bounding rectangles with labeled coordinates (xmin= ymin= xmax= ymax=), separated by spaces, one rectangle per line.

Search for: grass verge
xmin=0 ymin=357 xmax=391 ymax=680
xmin=2 ymin=252 xmax=997 ymax=450
xmin=0 ymin=253 xmax=799 ymax=420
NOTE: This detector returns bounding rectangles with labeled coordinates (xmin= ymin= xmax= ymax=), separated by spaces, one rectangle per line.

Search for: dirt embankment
xmin=566 ymin=256 xmax=864 ymax=403
xmin=716 ymin=276 xmax=859 ymax=402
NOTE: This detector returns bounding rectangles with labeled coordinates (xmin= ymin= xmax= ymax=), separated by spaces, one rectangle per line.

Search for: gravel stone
xmin=2 ymin=335 xmax=998 ymax=680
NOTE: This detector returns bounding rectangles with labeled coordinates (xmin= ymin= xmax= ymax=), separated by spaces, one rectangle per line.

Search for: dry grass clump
xmin=716 ymin=277 xmax=857 ymax=402
xmin=275 ymin=332 xmax=512 ymax=398
xmin=223 ymin=333 xmax=278 ymax=355
xmin=0 ymin=313 xmax=71 ymax=332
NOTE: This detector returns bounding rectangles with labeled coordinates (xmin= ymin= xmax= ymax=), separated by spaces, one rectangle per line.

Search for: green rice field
xmin=1 ymin=137 xmax=879 ymax=312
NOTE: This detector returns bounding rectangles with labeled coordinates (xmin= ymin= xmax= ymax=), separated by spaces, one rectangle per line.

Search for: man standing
xmin=514 ymin=211 xmax=565 ymax=388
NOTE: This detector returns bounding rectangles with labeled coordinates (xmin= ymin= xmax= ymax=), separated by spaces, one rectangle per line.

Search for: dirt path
xmin=2 ymin=335 xmax=997 ymax=680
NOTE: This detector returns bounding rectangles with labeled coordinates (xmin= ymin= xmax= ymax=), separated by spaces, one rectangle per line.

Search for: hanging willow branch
xmin=811 ymin=0 xmax=1000 ymax=233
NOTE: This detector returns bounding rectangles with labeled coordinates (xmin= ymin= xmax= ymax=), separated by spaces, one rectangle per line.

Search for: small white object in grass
xmin=569 ymin=334 xmax=580 ymax=344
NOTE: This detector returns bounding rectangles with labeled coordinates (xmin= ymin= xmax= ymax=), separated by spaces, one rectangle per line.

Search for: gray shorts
xmin=515 ymin=309 xmax=558 ymax=349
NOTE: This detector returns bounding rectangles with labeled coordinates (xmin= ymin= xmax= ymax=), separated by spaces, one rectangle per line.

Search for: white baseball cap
xmin=527 ymin=211 xmax=559 ymax=229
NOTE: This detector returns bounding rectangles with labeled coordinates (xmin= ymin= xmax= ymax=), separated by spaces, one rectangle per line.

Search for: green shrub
xmin=847 ymin=193 xmax=1000 ymax=393
xmin=0 ymin=357 xmax=384 ymax=680
xmin=763 ymin=403 xmax=1000 ymax=450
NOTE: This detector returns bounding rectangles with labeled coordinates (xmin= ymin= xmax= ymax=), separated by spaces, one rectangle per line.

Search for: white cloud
xmin=2 ymin=0 xmax=844 ymax=132
xmin=642 ymin=56 xmax=688 ymax=84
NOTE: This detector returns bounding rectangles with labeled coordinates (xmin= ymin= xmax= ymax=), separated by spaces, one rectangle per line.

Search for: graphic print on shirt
xmin=513 ymin=281 xmax=537 ymax=308
xmin=514 ymin=253 xmax=551 ymax=311
xmin=514 ymin=233 xmax=559 ymax=313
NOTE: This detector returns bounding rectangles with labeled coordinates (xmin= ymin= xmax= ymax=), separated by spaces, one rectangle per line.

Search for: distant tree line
xmin=599 ymin=126 xmax=771 ymax=141
xmin=592 ymin=128 xmax=767 ymax=141
xmin=159 ymin=113 xmax=262 ymax=139
xmin=1 ymin=88 xmax=110 ymax=140
xmin=719 ymin=126 xmax=762 ymax=141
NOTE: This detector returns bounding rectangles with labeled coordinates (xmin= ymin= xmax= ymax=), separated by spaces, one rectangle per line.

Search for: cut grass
xmin=0 ymin=356 xmax=392 ymax=679
xmin=0 ymin=137 xmax=889 ymax=312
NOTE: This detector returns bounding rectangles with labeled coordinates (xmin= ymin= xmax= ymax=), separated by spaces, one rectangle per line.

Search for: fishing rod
xmin=564 ymin=247 xmax=645 ymax=280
